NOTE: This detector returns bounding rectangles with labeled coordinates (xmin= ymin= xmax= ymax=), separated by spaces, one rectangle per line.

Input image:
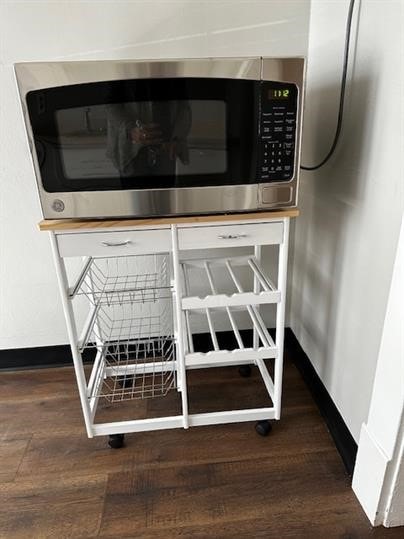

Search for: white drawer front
xmin=178 ymin=221 xmax=284 ymax=250
xmin=57 ymin=229 xmax=171 ymax=257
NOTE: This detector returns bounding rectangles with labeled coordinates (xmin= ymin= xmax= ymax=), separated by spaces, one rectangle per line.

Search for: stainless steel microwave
xmin=15 ymin=57 xmax=305 ymax=219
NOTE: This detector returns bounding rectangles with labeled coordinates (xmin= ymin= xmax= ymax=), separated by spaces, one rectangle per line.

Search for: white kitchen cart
xmin=41 ymin=210 xmax=297 ymax=448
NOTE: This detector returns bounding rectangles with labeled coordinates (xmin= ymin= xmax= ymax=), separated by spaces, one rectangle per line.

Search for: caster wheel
xmin=255 ymin=420 xmax=272 ymax=437
xmin=238 ymin=365 xmax=252 ymax=378
xmin=108 ymin=434 xmax=125 ymax=449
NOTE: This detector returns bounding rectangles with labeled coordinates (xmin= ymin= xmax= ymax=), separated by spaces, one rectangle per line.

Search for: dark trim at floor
xmin=0 ymin=329 xmax=357 ymax=474
xmin=285 ymin=328 xmax=358 ymax=476
xmin=0 ymin=345 xmax=95 ymax=371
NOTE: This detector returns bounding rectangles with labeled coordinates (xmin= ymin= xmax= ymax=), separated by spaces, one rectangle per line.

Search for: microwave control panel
xmin=258 ymin=82 xmax=298 ymax=182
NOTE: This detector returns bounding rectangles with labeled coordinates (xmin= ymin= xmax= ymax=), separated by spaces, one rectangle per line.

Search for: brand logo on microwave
xmin=52 ymin=199 xmax=65 ymax=212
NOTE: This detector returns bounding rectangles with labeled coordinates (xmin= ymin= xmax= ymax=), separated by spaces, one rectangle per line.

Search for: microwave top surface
xmin=15 ymin=57 xmax=305 ymax=95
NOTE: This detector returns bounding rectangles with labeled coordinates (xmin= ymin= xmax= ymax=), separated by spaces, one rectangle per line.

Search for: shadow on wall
xmin=290 ymin=73 xmax=374 ymax=383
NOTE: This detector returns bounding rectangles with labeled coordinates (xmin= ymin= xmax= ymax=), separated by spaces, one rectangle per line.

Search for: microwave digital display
xmin=268 ymin=89 xmax=290 ymax=100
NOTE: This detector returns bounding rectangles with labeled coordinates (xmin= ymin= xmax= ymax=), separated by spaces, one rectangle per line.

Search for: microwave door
xmin=26 ymin=77 xmax=261 ymax=196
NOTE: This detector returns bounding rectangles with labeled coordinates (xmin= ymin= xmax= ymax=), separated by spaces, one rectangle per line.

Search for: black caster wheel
xmin=255 ymin=420 xmax=272 ymax=437
xmin=238 ymin=365 xmax=252 ymax=378
xmin=108 ymin=434 xmax=125 ymax=449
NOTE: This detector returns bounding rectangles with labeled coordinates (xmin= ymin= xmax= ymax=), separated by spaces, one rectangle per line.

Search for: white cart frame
xmin=48 ymin=215 xmax=290 ymax=440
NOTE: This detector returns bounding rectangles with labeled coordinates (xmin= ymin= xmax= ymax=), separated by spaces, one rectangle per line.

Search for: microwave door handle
xmin=218 ymin=234 xmax=247 ymax=240
xmin=101 ymin=240 xmax=132 ymax=247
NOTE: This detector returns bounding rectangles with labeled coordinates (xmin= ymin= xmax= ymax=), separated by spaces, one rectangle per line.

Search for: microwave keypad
xmin=258 ymin=85 xmax=298 ymax=182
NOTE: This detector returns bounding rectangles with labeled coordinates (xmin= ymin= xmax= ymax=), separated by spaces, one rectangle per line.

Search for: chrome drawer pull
xmin=218 ymin=234 xmax=247 ymax=240
xmin=101 ymin=240 xmax=132 ymax=247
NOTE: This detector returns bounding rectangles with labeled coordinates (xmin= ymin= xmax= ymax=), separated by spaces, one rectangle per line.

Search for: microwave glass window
xmin=55 ymin=100 xmax=227 ymax=180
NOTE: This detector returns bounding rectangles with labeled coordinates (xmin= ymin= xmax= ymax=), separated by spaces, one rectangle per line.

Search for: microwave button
xmin=262 ymin=187 xmax=292 ymax=204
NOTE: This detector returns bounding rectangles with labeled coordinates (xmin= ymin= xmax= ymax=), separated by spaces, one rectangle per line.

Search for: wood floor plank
xmin=97 ymin=452 xmax=398 ymax=538
xmin=96 ymin=518 xmax=404 ymax=539
xmin=0 ymin=474 xmax=106 ymax=539
xmin=0 ymin=360 xmax=402 ymax=538
xmin=0 ymin=501 xmax=103 ymax=539
xmin=15 ymin=413 xmax=334 ymax=481
xmin=0 ymin=438 xmax=31 ymax=483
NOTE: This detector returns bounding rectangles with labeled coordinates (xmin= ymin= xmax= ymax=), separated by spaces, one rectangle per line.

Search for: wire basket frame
xmin=89 ymin=300 xmax=176 ymax=402
xmin=81 ymin=300 xmax=173 ymax=350
xmin=78 ymin=253 xmax=171 ymax=306
xmin=99 ymin=336 xmax=176 ymax=402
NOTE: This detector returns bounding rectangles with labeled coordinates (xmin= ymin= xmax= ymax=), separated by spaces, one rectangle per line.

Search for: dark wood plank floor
xmin=0 ymin=356 xmax=401 ymax=539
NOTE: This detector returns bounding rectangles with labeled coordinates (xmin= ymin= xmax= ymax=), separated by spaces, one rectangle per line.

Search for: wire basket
xmin=80 ymin=300 xmax=173 ymax=350
xmin=87 ymin=300 xmax=176 ymax=402
xmin=77 ymin=253 xmax=171 ymax=306
xmin=100 ymin=336 xmax=176 ymax=402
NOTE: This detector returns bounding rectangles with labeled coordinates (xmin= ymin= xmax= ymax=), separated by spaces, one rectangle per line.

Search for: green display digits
xmin=269 ymin=88 xmax=290 ymax=99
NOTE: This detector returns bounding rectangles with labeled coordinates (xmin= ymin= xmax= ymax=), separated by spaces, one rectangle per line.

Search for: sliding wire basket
xmin=88 ymin=300 xmax=176 ymax=402
xmin=74 ymin=253 xmax=171 ymax=306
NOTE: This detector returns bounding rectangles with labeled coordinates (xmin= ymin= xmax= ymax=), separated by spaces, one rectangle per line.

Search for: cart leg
xmin=171 ymin=225 xmax=189 ymax=429
xmin=274 ymin=217 xmax=290 ymax=420
xmin=49 ymin=233 xmax=93 ymax=438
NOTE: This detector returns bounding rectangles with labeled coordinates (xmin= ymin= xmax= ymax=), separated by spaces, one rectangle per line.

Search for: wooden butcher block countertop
xmin=38 ymin=209 xmax=299 ymax=232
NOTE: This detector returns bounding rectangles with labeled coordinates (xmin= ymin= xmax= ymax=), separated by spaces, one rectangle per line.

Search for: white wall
xmin=352 ymin=216 xmax=404 ymax=526
xmin=289 ymin=0 xmax=404 ymax=442
xmin=0 ymin=0 xmax=311 ymax=351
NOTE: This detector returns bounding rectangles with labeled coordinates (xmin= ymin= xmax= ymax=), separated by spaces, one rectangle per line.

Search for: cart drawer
xmin=178 ymin=221 xmax=284 ymax=250
xmin=57 ymin=229 xmax=171 ymax=257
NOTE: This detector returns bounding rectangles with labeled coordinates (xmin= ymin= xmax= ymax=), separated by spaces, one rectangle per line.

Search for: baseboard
xmin=285 ymin=328 xmax=358 ymax=475
xmin=0 ymin=345 xmax=95 ymax=370
xmin=0 ymin=329 xmax=357 ymax=474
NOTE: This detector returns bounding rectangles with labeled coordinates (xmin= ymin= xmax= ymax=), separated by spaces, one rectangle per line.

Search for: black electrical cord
xmin=300 ymin=0 xmax=356 ymax=171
